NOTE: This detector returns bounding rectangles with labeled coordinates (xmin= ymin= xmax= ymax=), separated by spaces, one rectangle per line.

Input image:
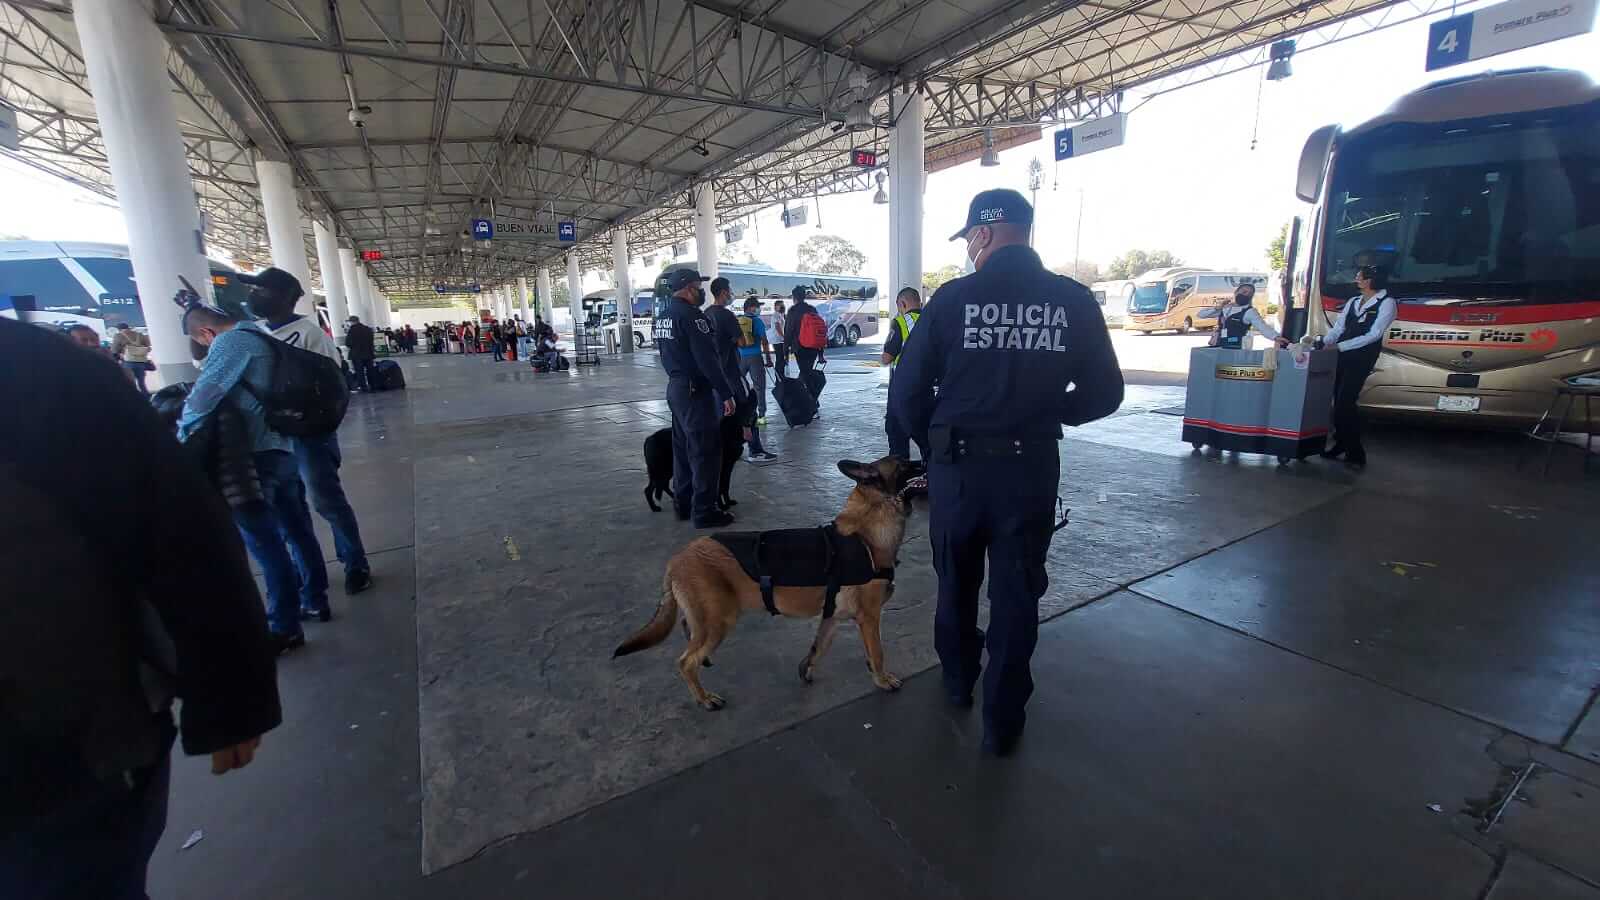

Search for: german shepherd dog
xmin=642 ymin=419 xmax=746 ymax=513
xmin=615 ymin=456 xmax=925 ymax=710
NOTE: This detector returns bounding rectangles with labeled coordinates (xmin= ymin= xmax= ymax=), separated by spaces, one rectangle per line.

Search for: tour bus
xmin=579 ymin=288 xmax=656 ymax=348
xmin=1090 ymin=279 xmax=1135 ymax=327
xmin=1289 ymin=67 xmax=1599 ymax=431
xmin=653 ymin=262 xmax=879 ymax=347
xmin=0 ymin=240 xmax=254 ymax=338
xmin=1125 ymin=268 xmax=1269 ymax=334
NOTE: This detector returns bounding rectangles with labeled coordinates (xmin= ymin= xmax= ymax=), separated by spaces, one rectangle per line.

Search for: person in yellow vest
xmin=881 ymin=287 xmax=927 ymax=460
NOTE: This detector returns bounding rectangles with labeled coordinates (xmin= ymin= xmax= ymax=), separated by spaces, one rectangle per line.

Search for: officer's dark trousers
xmin=1331 ymin=345 xmax=1380 ymax=461
xmin=930 ymin=449 xmax=1058 ymax=738
xmin=667 ymin=376 xmax=720 ymax=522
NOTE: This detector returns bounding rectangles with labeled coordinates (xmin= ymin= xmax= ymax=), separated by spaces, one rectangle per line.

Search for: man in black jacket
xmin=0 ymin=318 xmax=281 ymax=899
xmin=344 ymin=315 xmax=377 ymax=390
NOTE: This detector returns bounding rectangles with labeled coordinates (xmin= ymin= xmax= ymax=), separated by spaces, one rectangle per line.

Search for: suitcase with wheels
xmin=374 ymin=358 xmax=406 ymax=391
xmin=772 ymin=372 xmax=818 ymax=428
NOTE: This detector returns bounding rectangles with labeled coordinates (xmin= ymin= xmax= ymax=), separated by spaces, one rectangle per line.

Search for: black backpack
xmin=239 ymin=330 xmax=349 ymax=436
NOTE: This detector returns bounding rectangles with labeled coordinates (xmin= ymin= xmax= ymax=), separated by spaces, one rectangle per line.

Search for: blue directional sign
xmin=470 ymin=218 xmax=494 ymax=240
xmin=1425 ymin=0 xmax=1596 ymax=70
xmin=1055 ymin=113 xmax=1126 ymax=162
xmin=433 ymin=282 xmax=482 ymax=295
xmin=557 ymin=221 xmax=576 ymax=242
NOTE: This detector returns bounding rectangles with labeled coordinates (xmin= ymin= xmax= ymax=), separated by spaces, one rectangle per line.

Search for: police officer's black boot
xmin=981 ymin=730 xmax=1022 ymax=757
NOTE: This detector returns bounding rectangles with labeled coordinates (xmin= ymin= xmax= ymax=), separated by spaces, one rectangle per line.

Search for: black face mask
xmin=1235 ymin=291 xmax=1254 ymax=306
xmin=695 ymin=288 xmax=707 ymax=305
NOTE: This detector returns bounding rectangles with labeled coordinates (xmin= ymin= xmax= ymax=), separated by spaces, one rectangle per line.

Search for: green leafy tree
xmin=922 ymin=264 xmax=961 ymax=295
xmin=1266 ymin=223 xmax=1289 ymax=272
xmin=796 ymin=234 xmax=867 ymax=275
xmin=1106 ymin=249 xmax=1182 ymax=280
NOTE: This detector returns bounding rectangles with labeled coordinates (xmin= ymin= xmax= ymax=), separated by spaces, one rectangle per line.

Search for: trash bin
xmin=1181 ymin=346 xmax=1337 ymax=464
xmin=605 ymin=329 xmax=619 ymax=355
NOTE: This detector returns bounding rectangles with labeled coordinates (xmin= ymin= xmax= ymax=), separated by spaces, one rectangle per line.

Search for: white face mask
xmin=962 ymin=233 xmax=983 ymax=275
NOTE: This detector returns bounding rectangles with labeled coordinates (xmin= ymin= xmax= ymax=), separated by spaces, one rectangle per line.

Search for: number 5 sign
xmin=1426 ymin=0 xmax=1597 ymax=71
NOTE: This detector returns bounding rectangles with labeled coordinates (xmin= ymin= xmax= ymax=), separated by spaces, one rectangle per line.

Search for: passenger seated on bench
xmin=534 ymin=334 xmax=562 ymax=369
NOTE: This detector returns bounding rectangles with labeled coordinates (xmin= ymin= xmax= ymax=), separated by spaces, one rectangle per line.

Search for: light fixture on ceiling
xmin=872 ymin=171 xmax=888 ymax=205
xmin=980 ymin=129 xmax=1000 ymax=167
xmin=691 ymin=142 xmax=710 ymax=157
xmin=844 ymin=68 xmax=872 ymax=131
xmin=1266 ymin=39 xmax=1295 ymax=81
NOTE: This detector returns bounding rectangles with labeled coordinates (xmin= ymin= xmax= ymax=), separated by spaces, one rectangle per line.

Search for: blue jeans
xmin=294 ymin=432 xmax=369 ymax=574
xmin=491 ymin=340 xmax=504 ymax=361
xmin=234 ymin=450 xmax=329 ymax=633
xmin=0 ymin=720 xmax=172 ymax=900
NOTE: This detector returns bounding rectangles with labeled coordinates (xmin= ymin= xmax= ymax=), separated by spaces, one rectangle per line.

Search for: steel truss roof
xmin=1 ymin=0 xmax=1475 ymax=299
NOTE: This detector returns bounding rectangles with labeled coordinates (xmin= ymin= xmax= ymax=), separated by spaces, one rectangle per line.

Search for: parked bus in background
xmin=580 ymin=288 xmax=655 ymax=348
xmin=0 ymin=240 xmax=252 ymax=340
xmin=1090 ymin=279 xmax=1135 ymax=327
xmin=1125 ymin=267 xmax=1268 ymax=334
xmin=654 ymin=262 xmax=879 ymax=347
xmin=1289 ymin=67 xmax=1599 ymax=431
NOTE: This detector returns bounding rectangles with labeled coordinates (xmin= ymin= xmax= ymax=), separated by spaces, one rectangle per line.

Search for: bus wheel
xmin=1179 ymin=317 xmax=1192 ymax=334
xmin=847 ymin=325 xmax=860 ymax=346
xmin=634 ymin=331 xmax=646 ymax=349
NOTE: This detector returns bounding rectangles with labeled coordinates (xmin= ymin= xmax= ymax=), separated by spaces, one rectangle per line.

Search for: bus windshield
xmin=1130 ymin=283 xmax=1169 ymax=313
xmin=1322 ymin=100 xmax=1600 ymax=305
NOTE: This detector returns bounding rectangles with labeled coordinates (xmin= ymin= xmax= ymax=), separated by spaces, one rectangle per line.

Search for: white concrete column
xmin=888 ymin=88 xmax=925 ymax=304
xmin=337 ymin=247 xmax=364 ymax=323
xmin=255 ymin=158 xmax=315 ymax=315
xmin=517 ymin=276 xmax=532 ymax=321
xmin=312 ymin=218 xmax=347 ymax=338
xmin=565 ymin=252 xmax=582 ymax=338
xmin=356 ymin=267 xmax=375 ymax=325
xmin=535 ymin=267 xmax=553 ymax=323
xmin=73 ymin=0 xmax=214 ymax=386
xmin=376 ymin=286 xmax=391 ymax=327
xmin=694 ymin=182 xmax=718 ymax=280
xmin=611 ymin=229 xmax=634 ymax=353
xmin=502 ymin=284 xmax=514 ymax=320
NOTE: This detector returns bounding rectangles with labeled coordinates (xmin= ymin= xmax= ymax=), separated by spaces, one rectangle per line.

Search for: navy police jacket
xmin=656 ymin=296 xmax=736 ymax=398
xmin=888 ymin=245 xmax=1123 ymax=443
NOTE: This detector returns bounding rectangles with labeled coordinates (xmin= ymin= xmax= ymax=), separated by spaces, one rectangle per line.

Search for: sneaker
xmin=345 ymin=569 xmax=373 ymax=595
xmin=756 ymin=416 xmax=767 ymax=427
xmin=693 ymin=511 xmax=736 ymax=529
xmin=299 ymin=606 xmax=333 ymax=623
xmin=746 ymin=451 xmax=779 ymax=463
xmin=269 ymin=630 xmax=306 ymax=656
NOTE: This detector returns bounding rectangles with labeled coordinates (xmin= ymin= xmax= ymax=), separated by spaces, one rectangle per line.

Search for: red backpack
xmin=798 ymin=310 xmax=828 ymax=350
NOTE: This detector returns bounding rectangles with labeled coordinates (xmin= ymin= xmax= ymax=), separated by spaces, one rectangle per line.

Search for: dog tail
xmin=613 ymin=572 xmax=679 ymax=658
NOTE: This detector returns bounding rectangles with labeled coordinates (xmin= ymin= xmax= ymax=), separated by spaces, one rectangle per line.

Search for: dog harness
xmin=710 ymin=524 xmax=894 ymax=619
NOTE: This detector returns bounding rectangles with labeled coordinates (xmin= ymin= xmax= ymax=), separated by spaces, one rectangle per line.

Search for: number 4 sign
xmin=1426 ymin=0 xmax=1597 ymax=71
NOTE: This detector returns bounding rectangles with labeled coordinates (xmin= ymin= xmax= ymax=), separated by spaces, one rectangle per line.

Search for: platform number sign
xmin=471 ymin=218 xmax=494 ymax=240
xmin=1425 ymin=0 xmax=1597 ymax=71
xmin=557 ymin=221 xmax=576 ymax=242
xmin=1426 ymin=13 xmax=1475 ymax=69
xmin=850 ymin=148 xmax=878 ymax=168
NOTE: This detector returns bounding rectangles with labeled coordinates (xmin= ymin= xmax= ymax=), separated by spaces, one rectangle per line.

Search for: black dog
xmin=643 ymin=419 xmax=746 ymax=513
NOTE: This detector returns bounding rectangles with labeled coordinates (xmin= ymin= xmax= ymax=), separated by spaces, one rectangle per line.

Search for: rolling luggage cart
xmin=1181 ymin=346 xmax=1337 ymax=464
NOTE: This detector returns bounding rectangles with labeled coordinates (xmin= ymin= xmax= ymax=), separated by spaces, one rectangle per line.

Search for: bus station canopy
xmin=0 ymin=0 xmax=1470 ymax=300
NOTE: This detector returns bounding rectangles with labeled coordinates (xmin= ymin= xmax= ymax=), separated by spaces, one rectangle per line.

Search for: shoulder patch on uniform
xmin=695 ymin=319 xmax=710 ymax=334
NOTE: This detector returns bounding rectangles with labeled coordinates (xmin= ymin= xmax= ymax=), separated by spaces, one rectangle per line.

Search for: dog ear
xmin=837 ymin=460 xmax=880 ymax=484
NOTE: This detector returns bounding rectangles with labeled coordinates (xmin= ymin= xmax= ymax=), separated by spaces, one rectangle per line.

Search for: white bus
xmin=654 ymin=262 xmax=880 ymax=347
xmin=580 ymin=288 xmax=656 ymax=348
xmin=1090 ymin=279 xmax=1135 ymax=327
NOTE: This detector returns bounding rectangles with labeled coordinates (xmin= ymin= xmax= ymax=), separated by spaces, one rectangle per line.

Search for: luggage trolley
xmin=1181 ymin=346 xmax=1337 ymax=464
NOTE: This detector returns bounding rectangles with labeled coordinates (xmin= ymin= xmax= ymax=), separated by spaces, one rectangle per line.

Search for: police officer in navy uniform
xmin=889 ymin=189 xmax=1124 ymax=756
xmin=657 ymin=269 xmax=738 ymax=527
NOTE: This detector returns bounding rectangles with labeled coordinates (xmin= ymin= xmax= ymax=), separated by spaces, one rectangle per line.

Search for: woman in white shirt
xmin=1210 ymin=282 xmax=1289 ymax=350
xmin=1315 ymin=264 xmax=1398 ymax=467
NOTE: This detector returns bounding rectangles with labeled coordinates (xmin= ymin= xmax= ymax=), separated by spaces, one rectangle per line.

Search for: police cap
xmin=950 ymin=188 xmax=1033 ymax=241
xmin=666 ymin=268 xmax=708 ymax=291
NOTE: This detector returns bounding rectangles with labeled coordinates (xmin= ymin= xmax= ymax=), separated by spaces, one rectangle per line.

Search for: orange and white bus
xmin=1290 ymin=67 xmax=1600 ymax=431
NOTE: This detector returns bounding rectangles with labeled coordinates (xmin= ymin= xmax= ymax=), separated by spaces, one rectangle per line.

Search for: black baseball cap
xmin=237 ymin=266 xmax=305 ymax=300
xmin=666 ymin=268 xmax=708 ymax=291
xmin=950 ymin=188 xmax=1033 ymax=241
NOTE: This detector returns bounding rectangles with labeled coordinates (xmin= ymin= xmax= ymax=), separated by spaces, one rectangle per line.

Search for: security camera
xmin=347 ymin=105 xmax=371 ymax=128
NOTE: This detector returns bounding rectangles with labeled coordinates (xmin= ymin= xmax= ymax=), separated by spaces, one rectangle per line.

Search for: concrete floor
xmin=149 ymin=346 xmax=1600 ymax=899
